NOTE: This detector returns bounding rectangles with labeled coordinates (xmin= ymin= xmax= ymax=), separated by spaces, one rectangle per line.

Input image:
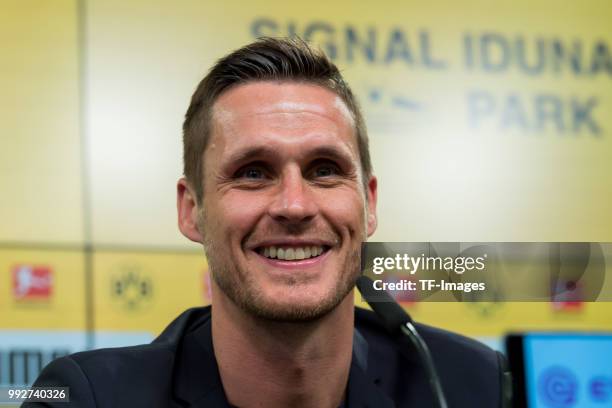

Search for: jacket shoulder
xmin=70 ymin=306 xmax=213 ymax=386
xmin=28 ymin=306 xmax=212 ymax=408
xmin=355 ymin=306 xmax=498 ymax=366
xmin=355 ymin=307 xmax=504 ymax=407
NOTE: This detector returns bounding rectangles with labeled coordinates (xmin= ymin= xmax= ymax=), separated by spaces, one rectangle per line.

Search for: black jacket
xmin=24 ymin=306 xmax=509 ymax=407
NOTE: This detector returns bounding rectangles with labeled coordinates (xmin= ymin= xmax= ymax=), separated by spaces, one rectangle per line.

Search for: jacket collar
xmin=346 ymin=359 xmax=395 ymax=408
xmin=172 ymin=308 xmax=231 ymax=407
xmin=347 ymin=327 xmax=395 ymax=408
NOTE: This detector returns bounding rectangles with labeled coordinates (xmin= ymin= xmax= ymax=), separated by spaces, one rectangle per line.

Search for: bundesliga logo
xmin=12 ymin=265 xmax=53 ymax=300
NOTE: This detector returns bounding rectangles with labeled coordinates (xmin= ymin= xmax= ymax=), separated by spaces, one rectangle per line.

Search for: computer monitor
xmin=506 ymin=333 xmax=612 ymax=408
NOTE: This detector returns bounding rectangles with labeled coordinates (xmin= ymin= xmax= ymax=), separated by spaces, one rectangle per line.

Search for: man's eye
xmin=237 ymin=167 xmax=266 ymax=180
xmin=313 ymin=164 xmax=339 ymax=178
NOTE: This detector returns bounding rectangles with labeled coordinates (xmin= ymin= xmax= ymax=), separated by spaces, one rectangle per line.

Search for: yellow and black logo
xmin=110 ymin=263 xmax=153 ymax=312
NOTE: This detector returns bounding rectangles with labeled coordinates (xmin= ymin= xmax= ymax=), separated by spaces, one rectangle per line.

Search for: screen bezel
xmin=505 ymin=334 xmax=527 ymax=408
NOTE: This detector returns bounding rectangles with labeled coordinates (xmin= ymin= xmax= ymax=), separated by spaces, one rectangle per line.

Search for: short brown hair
xmin=182 ymin=37 xmax=371 ymax=203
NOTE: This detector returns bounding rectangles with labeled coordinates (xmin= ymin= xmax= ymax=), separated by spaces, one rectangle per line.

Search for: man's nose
xmin=268 ymin=167 xmax=317 ymax=224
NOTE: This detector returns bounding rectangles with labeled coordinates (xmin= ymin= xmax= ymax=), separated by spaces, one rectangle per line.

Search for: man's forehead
xmin=211 ymin=82 xmax=355 ymax=128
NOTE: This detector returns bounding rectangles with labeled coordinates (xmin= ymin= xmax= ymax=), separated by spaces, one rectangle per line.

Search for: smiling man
xmin=26 ymin=38 xmax=508 ymax=408
xmin=174 ymin=40 xmax=377 ymax=407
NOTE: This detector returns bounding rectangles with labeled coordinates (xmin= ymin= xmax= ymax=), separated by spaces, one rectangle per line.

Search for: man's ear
xmin=177 ymin=177 xmax=203 ymax=243
xmin=366 ymin=175 xmax=378 ymax=238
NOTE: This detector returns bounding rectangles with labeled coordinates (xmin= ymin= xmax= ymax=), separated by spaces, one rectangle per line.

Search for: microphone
xmin=356 ymin=276 xmax=449 ymax=408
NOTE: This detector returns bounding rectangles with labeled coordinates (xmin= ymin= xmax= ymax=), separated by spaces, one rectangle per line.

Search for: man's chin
xmin=240 ymin=291 xmax=348 ymax=323
xmin=241 ymin=304 xmax=334 ymax=323
xmin=210 ymin=263 xmax=359 ymax=323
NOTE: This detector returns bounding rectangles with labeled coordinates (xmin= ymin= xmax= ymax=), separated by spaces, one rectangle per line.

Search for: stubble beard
xmin=198 ymin=212 xmax=361 ymax=323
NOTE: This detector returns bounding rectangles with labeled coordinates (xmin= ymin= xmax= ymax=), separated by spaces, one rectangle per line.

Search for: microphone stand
xmin=356 ymin=276 xmax=449 ymax=408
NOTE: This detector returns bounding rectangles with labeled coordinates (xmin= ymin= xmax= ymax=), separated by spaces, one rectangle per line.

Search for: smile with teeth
xmin=257 ymin=246 xmax=327 ymax=261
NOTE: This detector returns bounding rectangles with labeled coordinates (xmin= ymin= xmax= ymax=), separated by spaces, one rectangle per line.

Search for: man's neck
xmin=211 ymin=291 xmax=355 ymax=408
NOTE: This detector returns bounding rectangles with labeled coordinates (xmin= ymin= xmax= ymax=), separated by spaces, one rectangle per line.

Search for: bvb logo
xmin=463 ymin=284 xmax=504 ymax=318
xmin=110 ymin=263 xmax=153 ymax=312
xmin=466 ymin=301 xmax=503 ymax=319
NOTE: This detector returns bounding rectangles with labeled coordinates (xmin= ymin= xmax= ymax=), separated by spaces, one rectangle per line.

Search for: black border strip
xmin=505 ymin=334 xmax=527 ymax=408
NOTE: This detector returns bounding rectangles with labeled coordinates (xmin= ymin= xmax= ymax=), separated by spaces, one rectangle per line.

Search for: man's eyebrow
xmin=306 ymin=146 xmax=355 ymax=163
xmin=224 ymin=146 xmax=280 ymax=167
xmin=223 ymin=144 xmax=356 ymax=168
